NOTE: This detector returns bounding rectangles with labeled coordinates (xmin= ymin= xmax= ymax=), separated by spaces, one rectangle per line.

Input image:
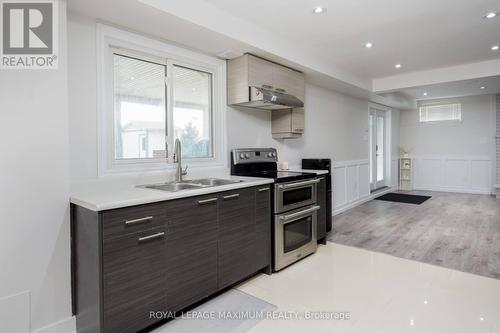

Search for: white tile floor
xmin=236 ymin=243 xmax=500 ymax=333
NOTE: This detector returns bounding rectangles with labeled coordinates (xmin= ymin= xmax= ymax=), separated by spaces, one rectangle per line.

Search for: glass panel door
xmin=376 ymin=115 xmax=385 ymax=183
xmin=369 ymin=108 xmax=386 ymax=191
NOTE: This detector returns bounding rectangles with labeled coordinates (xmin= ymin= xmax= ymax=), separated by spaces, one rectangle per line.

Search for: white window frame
xmin=97 ymin=24 xmax=227 ymax=177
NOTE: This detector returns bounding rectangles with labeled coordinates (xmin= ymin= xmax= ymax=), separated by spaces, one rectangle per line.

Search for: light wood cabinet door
xmin=248 ymin=55 xmax=274 ymax=89
xmin=291 ymin=108 xmax=305 ymax=133
xmin=273 ymin=65 xmax=305 ymax=102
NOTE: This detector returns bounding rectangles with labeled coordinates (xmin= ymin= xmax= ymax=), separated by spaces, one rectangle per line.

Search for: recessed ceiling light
xmin=483 ymin=12 xmax=497 ymax=19
xmin=480 ymin=86 xmax=486 ymax=89
xmin=395 ymin=64 xmax=402 ymax=68
xmin=423 ymin=92 xmax=428 ymax=96
xmin=492 ymin=45 xmax=499 ymax=51
xmin=312 ymin=6 xmax=326 ymax=14
xmin=365 ymin=42 xmax=373 ymax=48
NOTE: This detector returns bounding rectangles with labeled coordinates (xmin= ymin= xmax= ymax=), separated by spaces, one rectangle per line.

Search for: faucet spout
xmin=174 ymin=139 xmax=187 ymax=182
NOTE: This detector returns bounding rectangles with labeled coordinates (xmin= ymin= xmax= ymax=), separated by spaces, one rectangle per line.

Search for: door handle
xmin=125 ymin=216 xmax=153 ymax=226
xmin=197 ymin=198 xmax=218 ymax=205
xmin=278 ymin=178 xmax=320 ymax=190
xmin=222 ymin=193 xmax=240 ymax=200
xmin=138 ymin=232 xmax=165 ymax=242
xmin=280 ymin=205 xmax=320 ymax=222
xmin=258 ymin=187 xmax=270 ymax=192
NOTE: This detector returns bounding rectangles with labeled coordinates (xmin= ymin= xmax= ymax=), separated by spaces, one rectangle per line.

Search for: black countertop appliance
xmin=302 ymin=158 xmax=332 ymax=233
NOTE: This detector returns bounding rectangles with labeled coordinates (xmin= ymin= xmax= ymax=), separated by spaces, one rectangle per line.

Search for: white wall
xmin=226 ymin=106 xmax=281 ymax=152
xmin=400 ymin=94 xmax=496 ymax=194
xmin=0 ymin=1 xmax=73 ymax=332
xmin=68 ymin=13 xmax=98 ymax=181
xmin=280 ymin=84 xmax=369 ymax=165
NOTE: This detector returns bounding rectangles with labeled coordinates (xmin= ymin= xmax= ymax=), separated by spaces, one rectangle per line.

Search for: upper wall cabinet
xmin=227 ymin=54 xmax=305 ymax=108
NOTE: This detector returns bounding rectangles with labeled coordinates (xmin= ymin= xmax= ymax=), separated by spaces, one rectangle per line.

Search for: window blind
xmin=418 ymin=103 xmax=462 ymax=122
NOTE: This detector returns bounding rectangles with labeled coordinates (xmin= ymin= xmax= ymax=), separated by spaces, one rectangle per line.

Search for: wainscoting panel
xmin=412 ymin=156 xmax=492 ymax=194
xmin=333 ymin=160 xmax=371 ymax=214
xmin=333 ymin=167 xmax=347 ymax=209
xmin=416 ymin=158 xmax=442 ymax=188
xmin=391 ymin=157 xmax=399 ymax=187
xmin=359 ymin=163 xmax=371 ymax=197
xmin=346 ymin=165 xmax=358 ymax=202
xmin=444 ymin=159 xmax=469 ymax=189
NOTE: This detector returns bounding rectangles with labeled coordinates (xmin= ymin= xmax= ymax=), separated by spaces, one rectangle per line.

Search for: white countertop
xmin=286 ymin=168 xmax=329 ymax=175
xmin=71 ymin=176 xmax=274 ymax=212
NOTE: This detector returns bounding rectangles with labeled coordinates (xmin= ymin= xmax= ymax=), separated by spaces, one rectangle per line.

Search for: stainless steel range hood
xmin=234 ymin=87 xmax=304 ymax=110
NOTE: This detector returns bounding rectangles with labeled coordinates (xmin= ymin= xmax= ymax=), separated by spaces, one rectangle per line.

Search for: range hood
xmin=235 ymin=87 xmax=304 ymax=110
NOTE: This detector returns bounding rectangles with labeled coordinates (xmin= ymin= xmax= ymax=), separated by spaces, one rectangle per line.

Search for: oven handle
xmin=280 ymin=205 xmax=320 ymax=222
xmin=278 ymin=178 xmax=320 ymax=190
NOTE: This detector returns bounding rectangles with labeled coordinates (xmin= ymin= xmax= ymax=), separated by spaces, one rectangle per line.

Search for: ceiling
xmin=207 ymin=0 xmax=500 ymax=78
xmin=204 ymin=0 xmax=500 ymax=80
xmin=392 ymin=75 xmax=500 ymax=101
xmin=68 ymin=0 xmax=499 ymax=109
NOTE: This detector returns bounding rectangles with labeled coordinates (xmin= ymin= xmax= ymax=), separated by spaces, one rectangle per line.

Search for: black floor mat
xmin=375 ymin=193 xmax=431 ymax=205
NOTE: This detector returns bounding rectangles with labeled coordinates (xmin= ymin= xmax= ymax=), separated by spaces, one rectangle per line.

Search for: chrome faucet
xmin=173 ymin=138 xmax=188 ymax=182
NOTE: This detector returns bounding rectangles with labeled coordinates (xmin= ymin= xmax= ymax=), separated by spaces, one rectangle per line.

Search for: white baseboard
xmin=333 ymin=186 xmax=396 ymax=216
xmin=32 ymin=316 xmax=75 ymax=333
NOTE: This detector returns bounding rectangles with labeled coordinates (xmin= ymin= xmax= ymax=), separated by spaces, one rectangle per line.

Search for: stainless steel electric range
xmin=231 ymin=148 xmax=319 ymax=271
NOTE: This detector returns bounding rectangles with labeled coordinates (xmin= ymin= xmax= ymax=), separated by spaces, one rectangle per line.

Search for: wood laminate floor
xmin=328 ymin=191 xmax=500 ymax=280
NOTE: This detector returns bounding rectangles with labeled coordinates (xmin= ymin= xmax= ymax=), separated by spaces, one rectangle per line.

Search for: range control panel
xmin=232 ymin=148 xmax=278 ymax=165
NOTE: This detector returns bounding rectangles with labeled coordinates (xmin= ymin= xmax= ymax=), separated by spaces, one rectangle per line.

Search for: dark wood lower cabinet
xmin=72 ymin=184 xmax=271 ymax=333
xmin=102 ymin=227 xmax=167 ymax=333
xmin=165 ymin=194 xmax=219 ymax=312
xmin=218 ymin=187 xmax=257 ymax=289
xmin=255 ymin=186 xmax=272 ymax=271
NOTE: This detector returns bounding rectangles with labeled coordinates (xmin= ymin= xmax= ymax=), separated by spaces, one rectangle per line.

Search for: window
xmin=113 ymin=54 xmax=166 ymax=160
xmin=419 ymin=103 xmax=462 ymax=123
xmin=172 ymin=65 xmax=213 ymax=159
xmin=98 ymin=24 xmax=225 ymax=175
xmin=113 ymin=54 xmax=214 ymax=161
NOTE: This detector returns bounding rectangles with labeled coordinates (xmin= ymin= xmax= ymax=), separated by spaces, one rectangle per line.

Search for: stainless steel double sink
xmin=138 ymin=178 xmax=243 ymax=192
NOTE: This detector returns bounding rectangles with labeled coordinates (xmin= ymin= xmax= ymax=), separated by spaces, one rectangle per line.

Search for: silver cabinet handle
xmin=279 ymin=178 xmax=320 ymax=190
xmin=125 ymin=216 xmax=153 ymax=225
xmin=258 ymin=187 xmax=270 ymax=192
xmin=138 ymin=232 xmax=165 ymax=242
xmin=198 ymin=198 xmax=217 ymax=205
xmin=222 ymin=193 xmax=240 ymax=200
xmin=280 ymin=205 xmax=320 ymax=222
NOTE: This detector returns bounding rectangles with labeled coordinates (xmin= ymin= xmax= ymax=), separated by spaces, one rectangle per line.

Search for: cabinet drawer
xmin=102 ymin=203 xmax=166 ymax=240
xmin=103 ymin=227 xmax=167 ymax=333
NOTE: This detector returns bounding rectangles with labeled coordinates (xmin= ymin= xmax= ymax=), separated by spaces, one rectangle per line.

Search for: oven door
xmin=275 ymin=178 xmax=319 ymax=213
xmin=274 ymin=205 xmax=319 ymax=271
